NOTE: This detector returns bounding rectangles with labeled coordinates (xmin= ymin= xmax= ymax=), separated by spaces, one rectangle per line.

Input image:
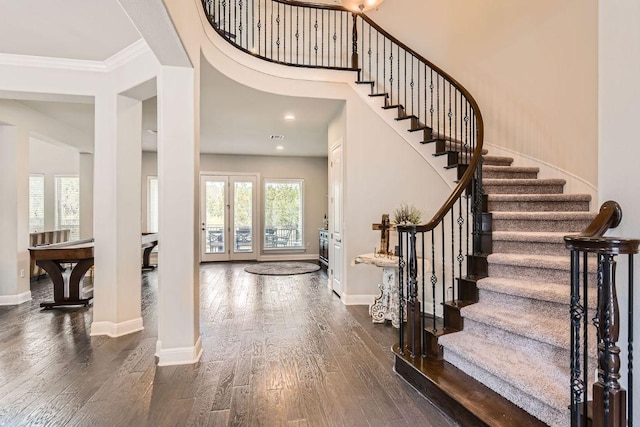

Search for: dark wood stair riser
xmin=424 ymin=329 xmax=444 ymax=359
xmin=457 ymin=277 xmax=480 ymax=303
xmin=393 ymin=350 xmax=548 ymax=427
xmin=467 ymin=254 xmax=488 ymax=277
xmin=443 ymin=302 xmax=463 ymax=331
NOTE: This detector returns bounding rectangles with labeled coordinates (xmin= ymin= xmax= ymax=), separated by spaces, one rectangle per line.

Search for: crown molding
xmin=0 ymin=38 xmax=150 ymax=73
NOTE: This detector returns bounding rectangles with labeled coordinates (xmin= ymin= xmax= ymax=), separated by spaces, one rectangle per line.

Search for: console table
xmin=353 ymin=252 xmax=405 ymax=328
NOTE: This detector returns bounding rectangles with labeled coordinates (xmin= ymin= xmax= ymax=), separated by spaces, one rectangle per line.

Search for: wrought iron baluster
xmin=314 ymin=9 xmax=318 ymax=65
xmin=570 ymin=249 xmax=584 ymax=426
xmin=583 ymin=250 xmax=590 ymax=427
xmin=295 ymin=7 xmax=299 ymax=64
xmin=367 ymin=21 xmax=372 ymax=81
xmin=234 ymin=0 xmax=237 ymax=40
xmin=450 ymin=206 xmax=455 ymax=303
xmin=398 ymin=230 xmax=405 ymax=355
xmin=421 ymin=231 xmax=426 ymax=357
xmin=238 ymin=0 xmax=243 ymax=47
xmin=441 ymin=221 xmax=446 ymax=328
xmin=431 ymin=230 xmax=436 ymax=333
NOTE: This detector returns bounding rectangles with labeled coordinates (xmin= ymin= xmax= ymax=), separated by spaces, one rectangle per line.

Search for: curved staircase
xmin=198 ymin=1 xmax=637 ymax=426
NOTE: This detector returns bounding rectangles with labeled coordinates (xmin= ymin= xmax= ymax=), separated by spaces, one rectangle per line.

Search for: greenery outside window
xmin=55 ymin=175 xmax=80 ymax=241
xmin=29 ymin=174 xmax=45 ymax=233
xmin=264 ymin=179 xmax=304 ymax=249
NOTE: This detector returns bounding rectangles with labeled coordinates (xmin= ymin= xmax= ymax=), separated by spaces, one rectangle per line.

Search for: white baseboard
xmin=0 ymin=291 xmax=31 ymax=306
xmin=340 ymin=293 xmax=376 ymax=306
xmin=90 ymin=317 xmax=144 ymax=337
xmin=155 ymin=337 xmax=203 ymax=366
xmin=258 ymin=253 xmax=319 ymax=262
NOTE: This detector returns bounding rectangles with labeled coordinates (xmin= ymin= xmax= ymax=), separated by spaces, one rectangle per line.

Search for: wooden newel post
xmin=405 ymin=227 xmax=421 ymax=357
xmin=351 ymin=13 xmax=358 ymax=69
xmin=593 ymin=254 xmax=626 ymax=427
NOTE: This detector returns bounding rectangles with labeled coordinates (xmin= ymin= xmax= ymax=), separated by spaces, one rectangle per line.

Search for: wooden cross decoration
xmin=372 ymin=214 xmax=391 ymax=255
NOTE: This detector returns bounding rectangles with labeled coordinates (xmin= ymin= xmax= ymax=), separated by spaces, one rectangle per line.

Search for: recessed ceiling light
xmin=270 ymin=135 xmax=285 ymax=140
xmin=276 ymin=145 xmax=285 ymax=150
xmin=284 ymin=113 xmax=295 ymax=121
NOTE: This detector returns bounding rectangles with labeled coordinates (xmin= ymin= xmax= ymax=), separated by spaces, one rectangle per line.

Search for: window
xmin=264 ymin=179 xmax=303 ymax=249
xmin=55 ymin=175 xmax=80 ymax=241
xmin=148 ymin=176 xmax=159 ymax=233
xmin=29 ymin=174 xmax=45 ymax=233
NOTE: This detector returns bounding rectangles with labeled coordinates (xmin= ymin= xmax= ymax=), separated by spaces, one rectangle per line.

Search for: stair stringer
xmin=349 ymin=81 xmax=459 ymax=191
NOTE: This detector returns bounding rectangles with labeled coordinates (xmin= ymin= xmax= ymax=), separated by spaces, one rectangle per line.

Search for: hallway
xmin=0 ymin=263 xmax=455 ymax=426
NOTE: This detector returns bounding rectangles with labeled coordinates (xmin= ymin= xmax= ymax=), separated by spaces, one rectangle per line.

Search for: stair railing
xmin=201 ymin=0 xmax=485 ymax=359
xmin=565 ymin=201 xmax=638 ymax=427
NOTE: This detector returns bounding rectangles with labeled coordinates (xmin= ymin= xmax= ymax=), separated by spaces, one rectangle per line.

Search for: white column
xmin=599 ymin=2 xmax=640 ymax=423
xmin=156 ymin=65 xmax=201 ymax=366
xmin=0 ymin=124 xmax=31 ymax=305
xmin=79 ymin=153 xmax=94 ymax=239
xmin=91 ymin=93 xmax=143 ymax=337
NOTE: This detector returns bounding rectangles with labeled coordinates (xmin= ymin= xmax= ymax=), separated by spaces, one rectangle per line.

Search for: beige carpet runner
xmin=439 ymin=156 xmax=596 ymax=427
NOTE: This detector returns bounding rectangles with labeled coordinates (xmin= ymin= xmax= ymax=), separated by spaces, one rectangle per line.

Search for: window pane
xmin=205 ymin=180 xmax=226 ymax=254
xmin=148 ymin=177 xmax=159 ymax=233
xmin=264 ymin=180 xmax=303 ymax=249
xmin=55 ymin=176 xmax=80 ymax=241
xmin=234 ymin=181 xmax=253 ymax=253
xmin=29 ymin=175 xmax=45 ymax=233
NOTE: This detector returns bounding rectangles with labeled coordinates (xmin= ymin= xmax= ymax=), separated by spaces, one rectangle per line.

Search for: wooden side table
xmin=353 ymin=253 xmax=405 ymax=328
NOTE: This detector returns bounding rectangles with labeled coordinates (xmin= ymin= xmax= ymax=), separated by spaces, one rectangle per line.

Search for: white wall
xmin=29 ymin=138 xmax=80 ymax=231
xmin=369 ymin=0 xmax=598 ymax=189
xmin=599 ymin=1 xmax=640 ymax=424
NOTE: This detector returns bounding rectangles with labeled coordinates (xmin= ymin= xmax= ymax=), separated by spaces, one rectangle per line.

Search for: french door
xmin=200 ymin=174 xmax=258 ymax=262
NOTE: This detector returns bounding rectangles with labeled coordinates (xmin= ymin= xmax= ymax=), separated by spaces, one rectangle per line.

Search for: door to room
xmin=329 ymin=141 xmax=343 ymax=297
xmin=200 ymin=174 xmax=258 ymax=262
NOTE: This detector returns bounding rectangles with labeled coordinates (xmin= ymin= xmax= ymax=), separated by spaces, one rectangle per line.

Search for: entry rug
xmin=244 ymin=262 xmax=320 ymax=276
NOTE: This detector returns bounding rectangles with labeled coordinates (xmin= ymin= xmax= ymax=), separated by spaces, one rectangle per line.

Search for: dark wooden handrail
xmin=273 ymin=0 xmax=347 ymax=12
xmin=358 ymin=14 xmax=484 ymax=234
xmin=563 ymin=201 xmax=639 ymax=254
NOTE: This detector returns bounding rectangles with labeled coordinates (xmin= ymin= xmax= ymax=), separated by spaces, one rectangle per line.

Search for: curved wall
xmin=369 ymin=0 xmax=598 ymax=191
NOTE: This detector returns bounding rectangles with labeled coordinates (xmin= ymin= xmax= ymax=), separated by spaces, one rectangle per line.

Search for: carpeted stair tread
xmin=482 ymin=155 xmax=513 ymax=166
xmin=492 ymin=231 xmax=568 ymax=243
xmin=488 ymin=252 xmax=571 ymax=271
xmin=491 ymin=211 xmax=594 ymax=232
xmin=477 ymin=276 xmax=597 ymax=306
xmin=487 ymin=193 xmax=591 ymax=212
xmin=484 ymin=178 xmax=566 ymax=186
xmin=487 ymin=193 xmax=591 ymax=202
xmin=438 ymin=330 xmax=569 ymax=416
xmin=483 ymin=178 xmax=566 ymax=194
xmin=492 ymin=211 xmax=594 ymax=220
xmin=459 ymin=300 xmax=570 ymax=349
xmin=483 ymin=165 xmax=539 ymax=179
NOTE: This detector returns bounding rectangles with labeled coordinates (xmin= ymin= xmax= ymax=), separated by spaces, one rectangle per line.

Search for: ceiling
xmin=1 ymin=0 xmax=343 ymax=157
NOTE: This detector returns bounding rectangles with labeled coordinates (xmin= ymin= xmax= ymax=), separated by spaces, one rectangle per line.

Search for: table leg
xmin=142 ymin=243 xmax=158 ymax=270
xmin=369 ymin=266 xmax=404 ymax=328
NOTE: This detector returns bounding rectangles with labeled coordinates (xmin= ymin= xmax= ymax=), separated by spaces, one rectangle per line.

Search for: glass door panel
xmin=233 ymin=180 xmax=253 ymax=254
xmin=201 ymin=175 xmax=229 ymax=262
xmin=201 ymin=174 xmax=258 ymax=262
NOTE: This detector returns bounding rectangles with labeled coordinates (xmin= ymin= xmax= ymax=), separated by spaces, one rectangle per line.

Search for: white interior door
xmin=200 ymin=174 xmax=258 ymax=262
xmin=329 ymin=141 xmax=343 ymax=297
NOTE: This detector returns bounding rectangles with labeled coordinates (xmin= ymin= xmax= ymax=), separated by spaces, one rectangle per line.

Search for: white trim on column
xmin=0 ymin=291 xmax=31 ymax=306
xmin=155 ymin=337 xmax=203 ymax=366
xmin=90 ymin=317 xmax=144 ymax=337
xmin=340 ymin=292 xmax=376 ymax=306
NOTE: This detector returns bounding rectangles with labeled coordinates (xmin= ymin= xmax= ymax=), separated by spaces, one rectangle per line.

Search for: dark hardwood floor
xmin=0 ymin=263 xmax=457 ymax=426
